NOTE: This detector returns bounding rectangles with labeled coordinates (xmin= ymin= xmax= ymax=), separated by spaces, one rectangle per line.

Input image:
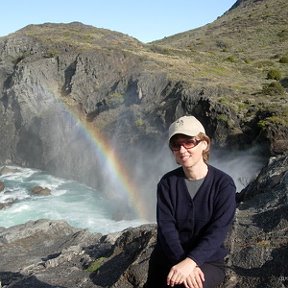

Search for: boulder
xmin=30 ymin=186 xmax=51 ymax=196
xmin=0 ymin=181 xmax=4 ymax=192
xmin=0 ymin=166 xmax=20 ymax=176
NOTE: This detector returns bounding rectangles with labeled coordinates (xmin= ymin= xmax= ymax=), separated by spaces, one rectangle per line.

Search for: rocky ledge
xmin=0 ymin=153 xmax=287 ymax=288
xmin=0 ymin=219 xmax=156 ymax=288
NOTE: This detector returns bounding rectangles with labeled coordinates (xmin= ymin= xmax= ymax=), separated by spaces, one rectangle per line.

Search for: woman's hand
xmin=167 ymin=258 xmax=204 ymax=287
xmin=183 ymin=266 xmax=205 ymax=288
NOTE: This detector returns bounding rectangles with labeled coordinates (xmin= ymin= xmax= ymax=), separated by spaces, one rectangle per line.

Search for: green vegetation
xmin=262 ymin=81 xmax=285 ymax=95
xmin=106 ymin=92 xmax=125 ymax=108
xmin=277 ymin=29 xmax=288 ymax=39
xmin=148 ymin=45 xmax=172 ymax=55
xmin=85 ymin=257 xmax=106 ymax=273
xmin=279 ymin=55 xmax=288 ymax=63
xmin=43 ymin=49 xmax=58 ymax=58
xmin=254 ymin=60 xmax=275 ymax=68
xmin=267 ymin=69 xmax=282 ymax=80
xmin=19 ymin=22 xmax=143 ymax=54
xmin=135 ymin=118 xmax=145 ymax=128
xmin=258 ymin=115 xmax=288 ymax=128
xmin=225 ymin=55 xmax=237 ymax=63
xmin=216 ymin=114 xmax=229 ymax=123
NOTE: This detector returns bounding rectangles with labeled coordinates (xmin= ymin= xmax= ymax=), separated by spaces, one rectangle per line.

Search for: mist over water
xmin=1 ymin=98 xmax=267 ymax=233
xmin=0 ymin=145 xmax=266 ymax=233
xmin=209 ymin=146 xmax=266 ymax=192
xmin=127 ymin=143 xmax=267 ymax=221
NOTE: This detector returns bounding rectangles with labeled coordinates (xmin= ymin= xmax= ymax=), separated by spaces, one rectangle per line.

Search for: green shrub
xmin=225 ymin=55 xmax=236 ymax=62
xmin=85 ymin=257 xmax=106 ymax=272
xmin=258 ymin=116 xmax=287 ymax=128
xmin=279 ymin=56 xmax=288 ymax=63
xmin=149 ymin=45 xmax=172 ymax=55
xmin=106 ymin=92 xmax=125 ymax=108
xmin=44 ymin=49 xmax=58 ymax=58
xmin=266 ymin=69 xmax=281 ymax=80
xmin=254 ymin=60 xmax=274 ymax=68
xmin=262 ymin=81 xmax=285 ymax=95
xmin=277 ymin=30 xmax=288 ymax=39
xmin=216 ymin=40 xmax=229 ymax=50
xmin=258 ymin=119 xmax=268 ymax=128
xmin=135 ymin=118 xmax=145 ymax=128
xmin=243 ymin=57 xmax=252 ymax=64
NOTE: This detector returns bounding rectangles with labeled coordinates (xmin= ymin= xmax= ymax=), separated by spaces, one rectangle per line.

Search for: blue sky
xmin=1 ymin=1 xmax=236 ymax=43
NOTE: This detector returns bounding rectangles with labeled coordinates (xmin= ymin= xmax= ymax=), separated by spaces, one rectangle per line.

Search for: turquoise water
xmin=0 ymin=166 xmax=146 ymax=234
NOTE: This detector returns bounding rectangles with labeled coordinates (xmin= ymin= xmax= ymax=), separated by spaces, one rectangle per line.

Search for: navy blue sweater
xmin=156 ymin=165 xmax=236 ymax=266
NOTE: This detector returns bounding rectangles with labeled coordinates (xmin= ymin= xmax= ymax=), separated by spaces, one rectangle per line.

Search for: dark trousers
xmin=145 ymin=248 xmax=225 ymax=288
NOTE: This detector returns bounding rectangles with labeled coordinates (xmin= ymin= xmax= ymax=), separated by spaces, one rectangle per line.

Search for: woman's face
xmin=170 ymin=134 xmax=207 ymax=168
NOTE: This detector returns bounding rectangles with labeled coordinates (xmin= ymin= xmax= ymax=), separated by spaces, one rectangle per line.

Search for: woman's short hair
xmin=198 ymin=132 xmax=211 ymax=163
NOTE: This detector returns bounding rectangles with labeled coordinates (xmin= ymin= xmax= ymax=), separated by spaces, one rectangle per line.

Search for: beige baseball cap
xmin=168 ymin=115 xmax=206 ymax=141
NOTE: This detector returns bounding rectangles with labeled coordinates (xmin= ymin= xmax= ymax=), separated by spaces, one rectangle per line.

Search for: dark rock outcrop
xmin=224 ymin=153 xmax=288 ymax=288
xmin=0 ymin=219 xmax=156 ymax=288
xmin=0 ymin=181 xmax=4 ymax=192
xmin=0 ymin=166 xmax=20 ymax=175
xmin=30 ymin=186 xmax=51 ymax=196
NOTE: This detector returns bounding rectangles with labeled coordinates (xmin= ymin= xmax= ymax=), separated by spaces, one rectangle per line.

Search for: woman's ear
xmin=202 ymin=140 xmax=208 ymax=152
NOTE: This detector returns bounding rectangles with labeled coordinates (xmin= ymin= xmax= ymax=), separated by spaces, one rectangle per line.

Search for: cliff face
xmin=0 ymin=26 xmax=168 ymax=187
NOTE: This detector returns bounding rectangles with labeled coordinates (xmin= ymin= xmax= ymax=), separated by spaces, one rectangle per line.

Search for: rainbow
xmin=60 ymin=102 xmax=148 ymax=221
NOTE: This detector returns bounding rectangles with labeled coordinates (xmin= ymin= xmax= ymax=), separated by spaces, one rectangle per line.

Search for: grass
xmin=18 ymin=22 xmax=143 ymax=54
xmin=85 ymin=257 xmax=106 ymax=273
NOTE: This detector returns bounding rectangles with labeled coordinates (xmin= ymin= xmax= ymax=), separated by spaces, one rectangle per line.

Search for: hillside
xmin=149 ymin=0 xmax=288 ymax=125
xmin=15 ymin=21 xmax=143 ymax=50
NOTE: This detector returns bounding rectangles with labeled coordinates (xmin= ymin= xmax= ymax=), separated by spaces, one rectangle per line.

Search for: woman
xmin=145 ymin=115 xmax=236 ymax=288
